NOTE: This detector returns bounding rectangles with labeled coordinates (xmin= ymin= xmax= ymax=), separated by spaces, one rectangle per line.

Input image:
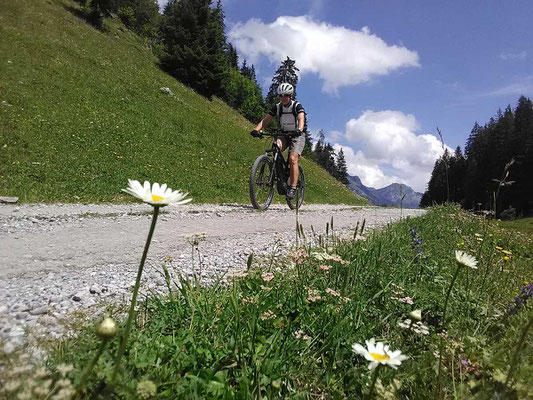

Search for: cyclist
xmin=250 ymin=83 xmax=306 ymax=200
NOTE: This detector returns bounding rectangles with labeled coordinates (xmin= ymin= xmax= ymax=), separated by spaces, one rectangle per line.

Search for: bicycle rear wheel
xmin=286 ymin=165 xmax=305 ymax=210
xmin=249 ymin=155 xmax=275 ymax=210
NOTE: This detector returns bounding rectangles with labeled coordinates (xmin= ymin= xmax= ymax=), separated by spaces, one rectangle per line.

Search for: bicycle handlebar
xmin=259 ymin=131 xmax=301 ymax=138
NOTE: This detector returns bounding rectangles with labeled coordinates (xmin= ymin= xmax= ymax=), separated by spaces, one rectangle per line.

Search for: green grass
xmin=5 ymin=205 xmax=532 ymax=399
xmin=498 ymin=217 xmax=533 ymax=235
xmin=0 ymin=0 xmax=367 ymax=206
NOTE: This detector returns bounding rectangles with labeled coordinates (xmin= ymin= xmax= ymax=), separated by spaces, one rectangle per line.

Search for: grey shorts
xmin=277 ymin=134 xmax=305 ymax=156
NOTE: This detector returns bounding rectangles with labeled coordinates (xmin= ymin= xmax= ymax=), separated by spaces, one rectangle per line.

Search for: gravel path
xmin=0 ymin=202 xmax=425 ymax=356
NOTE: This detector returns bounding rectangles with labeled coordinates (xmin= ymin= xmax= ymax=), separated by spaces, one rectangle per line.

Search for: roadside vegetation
xmin=0 ymin=0 xmax=365 ymax=206
xmin=2 ymin=205 xmax=532 ymax=398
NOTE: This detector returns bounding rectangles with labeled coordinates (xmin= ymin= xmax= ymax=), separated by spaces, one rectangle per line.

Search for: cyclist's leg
xmin=288 ymin=135 xmax=305 ymax=187
xmin=289 ymin=152 xmax=299 ymax=187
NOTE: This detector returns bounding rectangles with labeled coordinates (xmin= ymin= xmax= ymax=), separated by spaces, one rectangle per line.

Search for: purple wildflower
xmin=505 ymin=283 xmax=533 ymax=315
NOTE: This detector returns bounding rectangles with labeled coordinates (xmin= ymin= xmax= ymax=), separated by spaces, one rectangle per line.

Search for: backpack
xmin=276 ymin=100 xmax=301 ymax=132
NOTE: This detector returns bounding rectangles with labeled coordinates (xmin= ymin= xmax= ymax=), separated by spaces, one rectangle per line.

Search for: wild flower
xmin=51 ymin=386 xmax=76 ymax=400
xmin=3 ymin=380 xmax=20 ymax=392
xmin=56 ymin=364 xmax=74 ymax=377
xmin=261 ymin=311 xmax=276 ymax=320
xmin=261 ymin=272 xmax=274 ymax=282
xmin=34 ymin=367 xmax=48 ymax=379
xmin=391 ymin=295 xmax=414 ymax=305
xmin=112 ymin=180 xmax=192 ymax=386
xmin=326 ymin=288 xmax=341 ymax=297
xmin=455 ymin=250 xmax=478 ymax=269
xmin=16 ymin=390 xmax=32 ymax=400
xmin=294 ymin=330 xmax=310 ymax=340
xmin=56 ymin=378 xmax=72 ymax=388
xmin=409 ymin=227 xmax=425 ymax=259
xmin=398 ymin=319 xmax=429 ymax=335
xmin=505 ymin=283 xmax=533 ymax=315
xmin=241 ymin=296 xmax=255 ymax=304
xmin=122 ymin=179 xmax=191 ymax=206
xmin=352 ymin=338 xmax=408 ymax=370
xmin=136 ymin=380 xmax=157 ymax=399
xmin=311 ymin=251 xmax=346 ymax=264
xmin=307 ymin=288 xmax=321 ymax=302
xmin=260 ymin=285 xmax=272 ymax=291
xmin=318 ymin=264 xmax=333 ymax=272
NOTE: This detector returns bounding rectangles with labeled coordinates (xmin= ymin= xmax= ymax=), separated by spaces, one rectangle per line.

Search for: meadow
xmin=2 ymin=204 xmax=532 ymax=399
xmin=0 ymin=0 xmax=365 ymax=207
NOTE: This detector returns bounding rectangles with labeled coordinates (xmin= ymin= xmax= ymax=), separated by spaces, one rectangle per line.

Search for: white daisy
xmin=122 ymin=179 xmax=191 ymax=206
xmin=454 ymin=250 xmax=478 ymax=269
xmin=352 ymin=338 xmax=408 ymax=370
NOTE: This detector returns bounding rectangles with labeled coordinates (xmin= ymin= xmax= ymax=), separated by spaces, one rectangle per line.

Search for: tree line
xmin=421 ymin=96 xmax=533 ymax=219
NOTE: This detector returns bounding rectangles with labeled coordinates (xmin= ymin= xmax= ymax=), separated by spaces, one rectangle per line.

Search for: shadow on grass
xmin=62 ymin=4 xmax=106 ymax=32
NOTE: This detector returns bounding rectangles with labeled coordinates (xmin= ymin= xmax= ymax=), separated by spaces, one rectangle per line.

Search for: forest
xmin=421 ymin=96 xmax=533 ymax=219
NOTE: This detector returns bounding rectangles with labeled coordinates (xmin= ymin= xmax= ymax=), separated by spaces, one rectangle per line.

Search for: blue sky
xmin=159 ymin=0 xmax=532 ymax=192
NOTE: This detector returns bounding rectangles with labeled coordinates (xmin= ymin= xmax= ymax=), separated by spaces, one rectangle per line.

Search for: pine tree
xmin=335 ymin=149 xmax=349 ymax=185
xmin=265 ymin=57 xmax=300 ymax=113
xmin=420 ymin=151 xmax=450 ymax=207
xmin=226 ymin=43 xmax=238 ymax=69
xmin=509 ymin=96 xmax=533 ymax=214
xmin=160 ymin=0 xmax=228 ymax=99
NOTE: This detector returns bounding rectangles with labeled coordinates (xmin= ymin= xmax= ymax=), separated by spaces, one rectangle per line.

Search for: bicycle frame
xmin=262 ymin=132 xmax=294 ymax=188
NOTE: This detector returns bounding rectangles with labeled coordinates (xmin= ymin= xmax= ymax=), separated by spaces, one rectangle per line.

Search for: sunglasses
xmin=279 ymin=94 xmax=290 ymax=98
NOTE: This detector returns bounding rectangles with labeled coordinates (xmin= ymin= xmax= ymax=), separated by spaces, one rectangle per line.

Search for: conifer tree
xmin=265 ymin=57 xmax=300 ymax=113
xmin=335 ymin=149 xmax=349 ymax=185
xmin=227 ymin=43 xmax=238 ymax=69
xmin=160 ymin=0 xmax=228 ymax=99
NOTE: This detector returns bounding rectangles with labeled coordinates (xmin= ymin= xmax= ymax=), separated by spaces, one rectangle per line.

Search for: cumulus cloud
xmin=228 ymin=16 xmax=420 ymax=93
xmin=335 ymin=110 xmax=450 ymax=192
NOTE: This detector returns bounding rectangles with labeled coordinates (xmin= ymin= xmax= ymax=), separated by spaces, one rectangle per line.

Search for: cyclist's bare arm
xmin=254 ymin=114 xmax=273 ymax=131
xmin=297 ymin=113 xmax=305 ymax=131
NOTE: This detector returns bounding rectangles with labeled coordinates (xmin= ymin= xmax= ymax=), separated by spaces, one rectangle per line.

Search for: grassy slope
xmin=0 ymin=0 xmax=367 ymax=205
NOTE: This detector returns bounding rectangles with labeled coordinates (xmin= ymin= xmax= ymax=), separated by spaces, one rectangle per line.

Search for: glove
xmin=293 ymin=129 xmax=302 ymax=137
xmin=250 ymin=130 xmax=262 ymax=138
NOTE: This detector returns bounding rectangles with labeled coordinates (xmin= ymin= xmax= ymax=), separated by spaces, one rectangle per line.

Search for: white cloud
xmin=335 ymin=110 xmax=450 ymax=192
xmin=228 ymin=16 xmax=420 ymax=93
xmin=499 ymin=51 xmax=527 ymax=61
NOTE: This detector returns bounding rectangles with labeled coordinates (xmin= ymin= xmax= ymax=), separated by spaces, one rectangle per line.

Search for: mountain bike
xmin=249 ymin=131 xmax=305 ymax=210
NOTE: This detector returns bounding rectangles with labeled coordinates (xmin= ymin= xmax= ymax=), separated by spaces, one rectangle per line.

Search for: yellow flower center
xmin=151 ymin=194 xmax=164 ymax=202
xmin=370 ymin=352 xmax=390 ymax=362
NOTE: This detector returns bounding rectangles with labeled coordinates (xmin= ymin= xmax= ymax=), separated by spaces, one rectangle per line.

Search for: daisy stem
xmin=505 ymin=313 xmax=533 ymax=387
xmin=367 ymin=364 xmax=381 ymax=400
xmin=436 ymin=263 xmax=461 ymax=398
xmin=111 ymin=205 xmax=160 ymax=384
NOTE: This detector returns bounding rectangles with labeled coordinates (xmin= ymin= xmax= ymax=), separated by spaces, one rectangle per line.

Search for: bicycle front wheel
xmin=249 ymin=155 xmax=275 ymax=210
xmin=286 ymin=165 xmax=305 ymax=210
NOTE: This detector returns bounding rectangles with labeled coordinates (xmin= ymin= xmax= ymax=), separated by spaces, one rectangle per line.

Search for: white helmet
xmin=277 ymin=83 xmax=294 ymax=96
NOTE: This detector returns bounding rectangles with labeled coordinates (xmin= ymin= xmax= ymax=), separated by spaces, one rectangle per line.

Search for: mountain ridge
xmin=347 ymin=175 xmax=422 ymax=208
